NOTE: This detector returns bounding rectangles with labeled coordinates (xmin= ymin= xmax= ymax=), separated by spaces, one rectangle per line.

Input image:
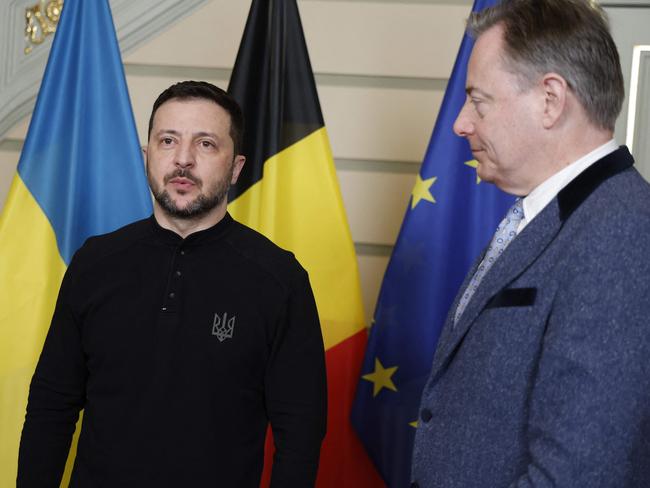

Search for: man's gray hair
xmin=468 ymin=0 xmax=624 ymax=131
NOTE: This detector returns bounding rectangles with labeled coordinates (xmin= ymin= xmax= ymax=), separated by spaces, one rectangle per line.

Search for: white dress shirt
xmin=517 ymin=139 xmax=619 ymax=234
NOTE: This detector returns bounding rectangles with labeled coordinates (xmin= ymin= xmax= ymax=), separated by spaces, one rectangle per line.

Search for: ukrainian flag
xmin=351 ymin=0 xmax=514 ymax=486
xmin=0 ymin=0 xmax=152 ymax=485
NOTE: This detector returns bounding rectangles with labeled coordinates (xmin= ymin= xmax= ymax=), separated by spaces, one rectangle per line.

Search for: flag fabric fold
xmin=227 ymin=0 xmax=383 ymax=486
xmin=0 ymin=0 xmax=152 ymax=484
xmin=351 ymin=0 xmax=514 ymax=486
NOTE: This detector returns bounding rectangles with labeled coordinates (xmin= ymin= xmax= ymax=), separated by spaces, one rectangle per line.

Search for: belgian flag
xmin=227 ymin=0 xmax=384 ymax=486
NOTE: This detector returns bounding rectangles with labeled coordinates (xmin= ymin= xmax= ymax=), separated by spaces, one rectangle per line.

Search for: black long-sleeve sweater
xmin=18 ymin=214 xmax=327 ymax=487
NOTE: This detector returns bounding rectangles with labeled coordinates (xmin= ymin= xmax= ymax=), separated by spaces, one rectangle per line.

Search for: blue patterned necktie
xmin=454 ymin=198 xmax=524 ymax=324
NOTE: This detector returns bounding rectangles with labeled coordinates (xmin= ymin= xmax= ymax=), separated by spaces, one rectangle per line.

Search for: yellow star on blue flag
xmin=362 ymin=358 xmax=398 ymax=397
xmin=411 ymin=175 xmax=437 ymax=209
xmin=464 ymin=159 xmax=482 ymax=184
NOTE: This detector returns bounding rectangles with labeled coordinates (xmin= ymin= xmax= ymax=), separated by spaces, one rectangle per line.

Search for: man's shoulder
xmin=71 ymin=217 xmax=152 ymax=267
xmin=614 ymin=167 xmax=650 ymax=216
xmin=589 ymin=166 xmax=650 ymax=226
xmin=557 ymin=146 xmax=650 ymax=228
xmin=224 ymin=217 xmax=307 ymax=286
xmin=556 ymin=166 xmax=650 ymax=267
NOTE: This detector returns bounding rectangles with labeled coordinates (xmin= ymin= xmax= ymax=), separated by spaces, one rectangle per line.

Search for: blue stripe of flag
xmin=17 ymin=0 xmax=152 ymax=265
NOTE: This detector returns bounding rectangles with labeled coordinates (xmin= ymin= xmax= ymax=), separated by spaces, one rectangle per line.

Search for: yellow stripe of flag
xmin=0 ymin=175 xmax=67 ymax=482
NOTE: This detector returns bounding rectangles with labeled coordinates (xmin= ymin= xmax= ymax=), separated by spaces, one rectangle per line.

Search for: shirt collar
xmin=149 ymin=212 xmax=234 ymax=246
xmin=519 ymin=139 xmax=619 ymax=232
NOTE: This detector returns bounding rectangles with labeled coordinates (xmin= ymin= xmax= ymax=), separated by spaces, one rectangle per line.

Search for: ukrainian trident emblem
xmin=212 ymin=312 xmax=235 ymax=342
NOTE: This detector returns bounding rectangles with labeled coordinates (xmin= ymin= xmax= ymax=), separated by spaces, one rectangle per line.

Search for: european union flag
xmin=351 ymin=1 xmax=513 ymax=486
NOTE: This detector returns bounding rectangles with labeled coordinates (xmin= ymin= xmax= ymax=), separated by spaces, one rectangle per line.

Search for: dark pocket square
xmin=485 ymin=287 xmax=537 ymax=309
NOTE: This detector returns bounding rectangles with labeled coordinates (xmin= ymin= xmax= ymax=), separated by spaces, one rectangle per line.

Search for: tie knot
xmin=507 ymin=198 xmax=524 ymax=223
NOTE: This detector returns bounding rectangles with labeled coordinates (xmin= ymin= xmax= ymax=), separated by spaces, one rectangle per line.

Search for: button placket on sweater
xmin=161 ymin=245 xmax=185 ymax=313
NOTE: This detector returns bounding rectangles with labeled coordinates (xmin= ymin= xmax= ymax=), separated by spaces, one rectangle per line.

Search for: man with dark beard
xmin=17 ymin=81 xmax=327 ymax=488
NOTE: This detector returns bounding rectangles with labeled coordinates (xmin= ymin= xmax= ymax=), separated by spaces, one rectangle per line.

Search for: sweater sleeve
xmin=266 ymin=267 xmax=327 ymax=488
xmin=17 ymin=260 xmax=87 ymax=488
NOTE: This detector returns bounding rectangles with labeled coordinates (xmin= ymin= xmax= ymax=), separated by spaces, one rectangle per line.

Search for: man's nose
xmin=175 ymin=143 xmax=195 ymax=168
xmin=453 ymin=101 xmax=474 ymax=138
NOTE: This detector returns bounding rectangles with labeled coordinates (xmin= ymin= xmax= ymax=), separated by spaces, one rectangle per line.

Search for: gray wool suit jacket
xmin=411 ymin=146 xmax=650 ymax=488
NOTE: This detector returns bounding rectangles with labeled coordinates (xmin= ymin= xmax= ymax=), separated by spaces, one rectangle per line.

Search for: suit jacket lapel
xmin=429 ymin=146 xmax=635 ymax=379
xmin=431 ymin=202 xmax=563 ymax=375
xmin=433 ymin=249 xmax=484 ymax=356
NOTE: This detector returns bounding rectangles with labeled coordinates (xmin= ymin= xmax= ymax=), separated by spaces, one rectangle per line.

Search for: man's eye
xmin=200 ymin=140 xmax=215 ymax=148
xmin=161 ymin=137 xmax=174 ymax=145
xmin=471 ymin=99 xmax=485 ymax=117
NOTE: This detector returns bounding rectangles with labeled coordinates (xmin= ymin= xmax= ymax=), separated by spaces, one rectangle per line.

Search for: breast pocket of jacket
xmin=485 ymin=287 xmax=537 ymax=309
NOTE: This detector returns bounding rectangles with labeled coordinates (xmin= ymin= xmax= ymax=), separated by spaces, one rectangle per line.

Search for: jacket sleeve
xmin=266 ymin=267 xmax=327 ymax=488
xmin=511 ymin=238 xmax=650 ymax=487
xmin=17 ymin=260 xmax=87 ymax=488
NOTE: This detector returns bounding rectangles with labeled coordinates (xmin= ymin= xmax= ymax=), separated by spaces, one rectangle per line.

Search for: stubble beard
xmin=148 ymin=164 xmax=234 ymax=220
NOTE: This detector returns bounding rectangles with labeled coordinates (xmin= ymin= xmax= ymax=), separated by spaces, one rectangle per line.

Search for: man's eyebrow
xmin=466 ymin=86 xmax=492 ymax=100
xmin=152 ymin=130 xmax=220 ymax=139
xmin=193 ymin=131 xmax=220 ymax=139
xmin=153 ymin=129 xmax=181 ymax=138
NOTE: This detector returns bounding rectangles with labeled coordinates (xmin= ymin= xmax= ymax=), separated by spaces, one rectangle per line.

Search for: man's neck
xmin=153 ymin=204 xmax=227 ymax=239
xmin=552 ymin=131 xmax=613 ymax=173
xmin=520 ymin=125 xmax=614 ymax=195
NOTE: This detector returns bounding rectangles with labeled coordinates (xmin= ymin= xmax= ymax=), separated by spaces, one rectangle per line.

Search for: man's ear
xmin=541 ymin=72 xmax=568 ymax=129
xmin=142 ymin=146 xmax=148 ymax=172
xmin=231 ymin=155 xmax=246 ymax=184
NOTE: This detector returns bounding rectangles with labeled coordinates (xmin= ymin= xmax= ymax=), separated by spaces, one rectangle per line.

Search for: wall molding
xmin=0 ymin=0 xmax=210 ymax=142
xmin=124 ymin=62 xmax=448 ymax=91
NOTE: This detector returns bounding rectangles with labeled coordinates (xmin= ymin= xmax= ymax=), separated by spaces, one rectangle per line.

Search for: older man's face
xmin=453 ymin=24 xmax=546 ymax=196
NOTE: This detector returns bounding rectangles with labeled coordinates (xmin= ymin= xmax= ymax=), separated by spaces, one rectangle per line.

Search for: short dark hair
xmin=147 ymin=80 xmax=244 ymax=155
xmin=468 ymin=0 xmax=624 ymax=131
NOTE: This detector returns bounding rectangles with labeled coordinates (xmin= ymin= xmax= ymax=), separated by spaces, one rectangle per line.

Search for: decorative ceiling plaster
xmin=0 ymin=0 xmax=210 ymax=141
